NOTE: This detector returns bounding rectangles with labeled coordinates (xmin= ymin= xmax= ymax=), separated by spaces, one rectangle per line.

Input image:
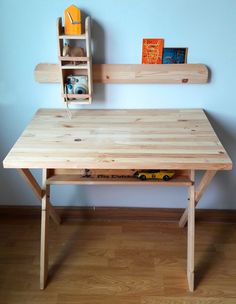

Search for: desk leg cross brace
xmin=179 ymin=170 xmax=217 ymax=228
xmin=18 ymin=169 xmax=61 ymax=289
xmin=17 ymin=169 xmax=61 ymax=226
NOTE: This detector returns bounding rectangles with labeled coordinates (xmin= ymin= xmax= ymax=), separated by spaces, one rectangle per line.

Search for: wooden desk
xmin=3 ymin=108 xmax=232 ymax=291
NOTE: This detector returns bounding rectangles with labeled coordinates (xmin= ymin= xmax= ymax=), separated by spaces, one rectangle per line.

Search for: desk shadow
xmin=195 ymin=110 xmax=236 ymax=287
xmin=47 ymin=186 xmax=94 ymax=285
xmin=204 ymin=111 xmax=236 ymax=209
xmin=47 ymin=217 xmax=92 ymax=285
xmin=195 ymin=223 xmax=234 ymax=289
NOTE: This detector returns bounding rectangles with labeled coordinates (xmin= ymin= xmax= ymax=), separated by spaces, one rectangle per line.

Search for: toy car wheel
xmin=163 ymin=175 xmax=170 ymax=181
xmin=140 ymin=175 xmax=146 ymax=180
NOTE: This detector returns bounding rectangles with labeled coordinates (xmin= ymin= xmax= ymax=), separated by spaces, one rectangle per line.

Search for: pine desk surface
xmin=3 ymin=108 xmax=232 ymax=170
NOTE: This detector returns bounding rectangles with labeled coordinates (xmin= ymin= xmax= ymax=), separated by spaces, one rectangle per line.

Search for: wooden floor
xmin=0 ymin=217 xmax=236 ymax=304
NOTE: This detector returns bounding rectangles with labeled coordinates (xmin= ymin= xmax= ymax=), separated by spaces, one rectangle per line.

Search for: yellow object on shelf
xmin=134 ymin=170 xmax=175 ymax=181
xmin=64 ymin=5 xmax=82 ymax=35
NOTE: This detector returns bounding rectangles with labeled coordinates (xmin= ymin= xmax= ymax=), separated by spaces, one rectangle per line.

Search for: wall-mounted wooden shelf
xmin=57 ymin=16 xmax=93 ymax=104
xmin=34 ymin=63 xmax=208 ymax=84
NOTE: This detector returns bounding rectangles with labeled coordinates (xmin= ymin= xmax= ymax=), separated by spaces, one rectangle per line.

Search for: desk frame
xmin=4 ymin=108 xmax=231 ymax=291
xmin=18 ymin=167 xmax=217 ymax=291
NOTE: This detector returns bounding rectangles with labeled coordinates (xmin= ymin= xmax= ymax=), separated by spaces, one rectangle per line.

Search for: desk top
xmin=3 ymin=108 xmax=232 ymax=170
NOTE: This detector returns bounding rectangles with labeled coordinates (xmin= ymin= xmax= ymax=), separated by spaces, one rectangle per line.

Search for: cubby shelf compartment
xmin=59 ymin=34 xmax=86 ymax=40
xmin=59 ymin=56 xmax=89 ymax=62
xmin=62 ymin=93 xmax=90 ymax=98
xmin=57 ymin=16 xmax=93 ymax=104
xmin=61 ymin=64 xmax=88 ymax=69
xmin=62 ymin=94 xmax=91 ymax=105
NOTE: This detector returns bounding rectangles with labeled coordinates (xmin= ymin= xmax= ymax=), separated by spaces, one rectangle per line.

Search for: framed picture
xmin=162 ymin=48 xmax=188 ymax=64
xmin=142 ymin=38 xmax=164 ymax=64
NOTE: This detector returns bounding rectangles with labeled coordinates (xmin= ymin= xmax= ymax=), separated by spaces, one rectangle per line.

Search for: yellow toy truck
xmin=134 ymin=170 xmax=175 ymax=181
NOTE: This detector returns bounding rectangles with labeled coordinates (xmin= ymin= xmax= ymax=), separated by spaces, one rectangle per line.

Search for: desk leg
xmin=17 ymin=168 xmax=61 ymax=226
xmin=40 ymin=169 xmax=50 ymax=290
xmin=187 ymin=170 xmax=195 ymax=292
xmin=179 ymin=170 xmax=217 ymax=227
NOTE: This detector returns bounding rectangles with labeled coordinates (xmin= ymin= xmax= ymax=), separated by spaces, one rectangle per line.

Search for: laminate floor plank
xmin=0 ymin=218 xmax=236 ymax=304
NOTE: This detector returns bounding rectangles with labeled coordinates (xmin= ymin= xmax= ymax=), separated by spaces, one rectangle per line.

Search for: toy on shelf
xmin=62 ymin=44 xmax=85 ymax=65
xmin=134 ymin=170 xmax=175 ymax=181
xmin=64 ymin=5 xmax=82 ymax=35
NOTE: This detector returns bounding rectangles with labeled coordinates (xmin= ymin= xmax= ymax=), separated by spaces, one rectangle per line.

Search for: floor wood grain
xmin=0 ymin=218 xmax=236 ymax=304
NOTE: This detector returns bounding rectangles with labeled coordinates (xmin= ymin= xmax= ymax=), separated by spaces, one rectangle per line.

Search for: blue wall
xmin=0 ymin=0 xmax=235 ymax=209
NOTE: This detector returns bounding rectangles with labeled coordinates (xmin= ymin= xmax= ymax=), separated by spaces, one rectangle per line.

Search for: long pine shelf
xmin=34 ymin=63 xmax=208 ymax=84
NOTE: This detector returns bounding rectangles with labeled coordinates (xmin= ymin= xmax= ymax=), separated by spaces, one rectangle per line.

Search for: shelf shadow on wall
xmin=206 ymin=65 xmax=212 ymax=83
xmin=82 ymin=10 xmax=106 ymax=104
xmin=92 ymin=19 xmax=106 ymax=104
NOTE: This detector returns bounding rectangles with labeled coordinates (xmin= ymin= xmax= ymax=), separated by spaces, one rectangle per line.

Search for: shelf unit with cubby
xmin=57 ymin=16 xmax=93 ymax=105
